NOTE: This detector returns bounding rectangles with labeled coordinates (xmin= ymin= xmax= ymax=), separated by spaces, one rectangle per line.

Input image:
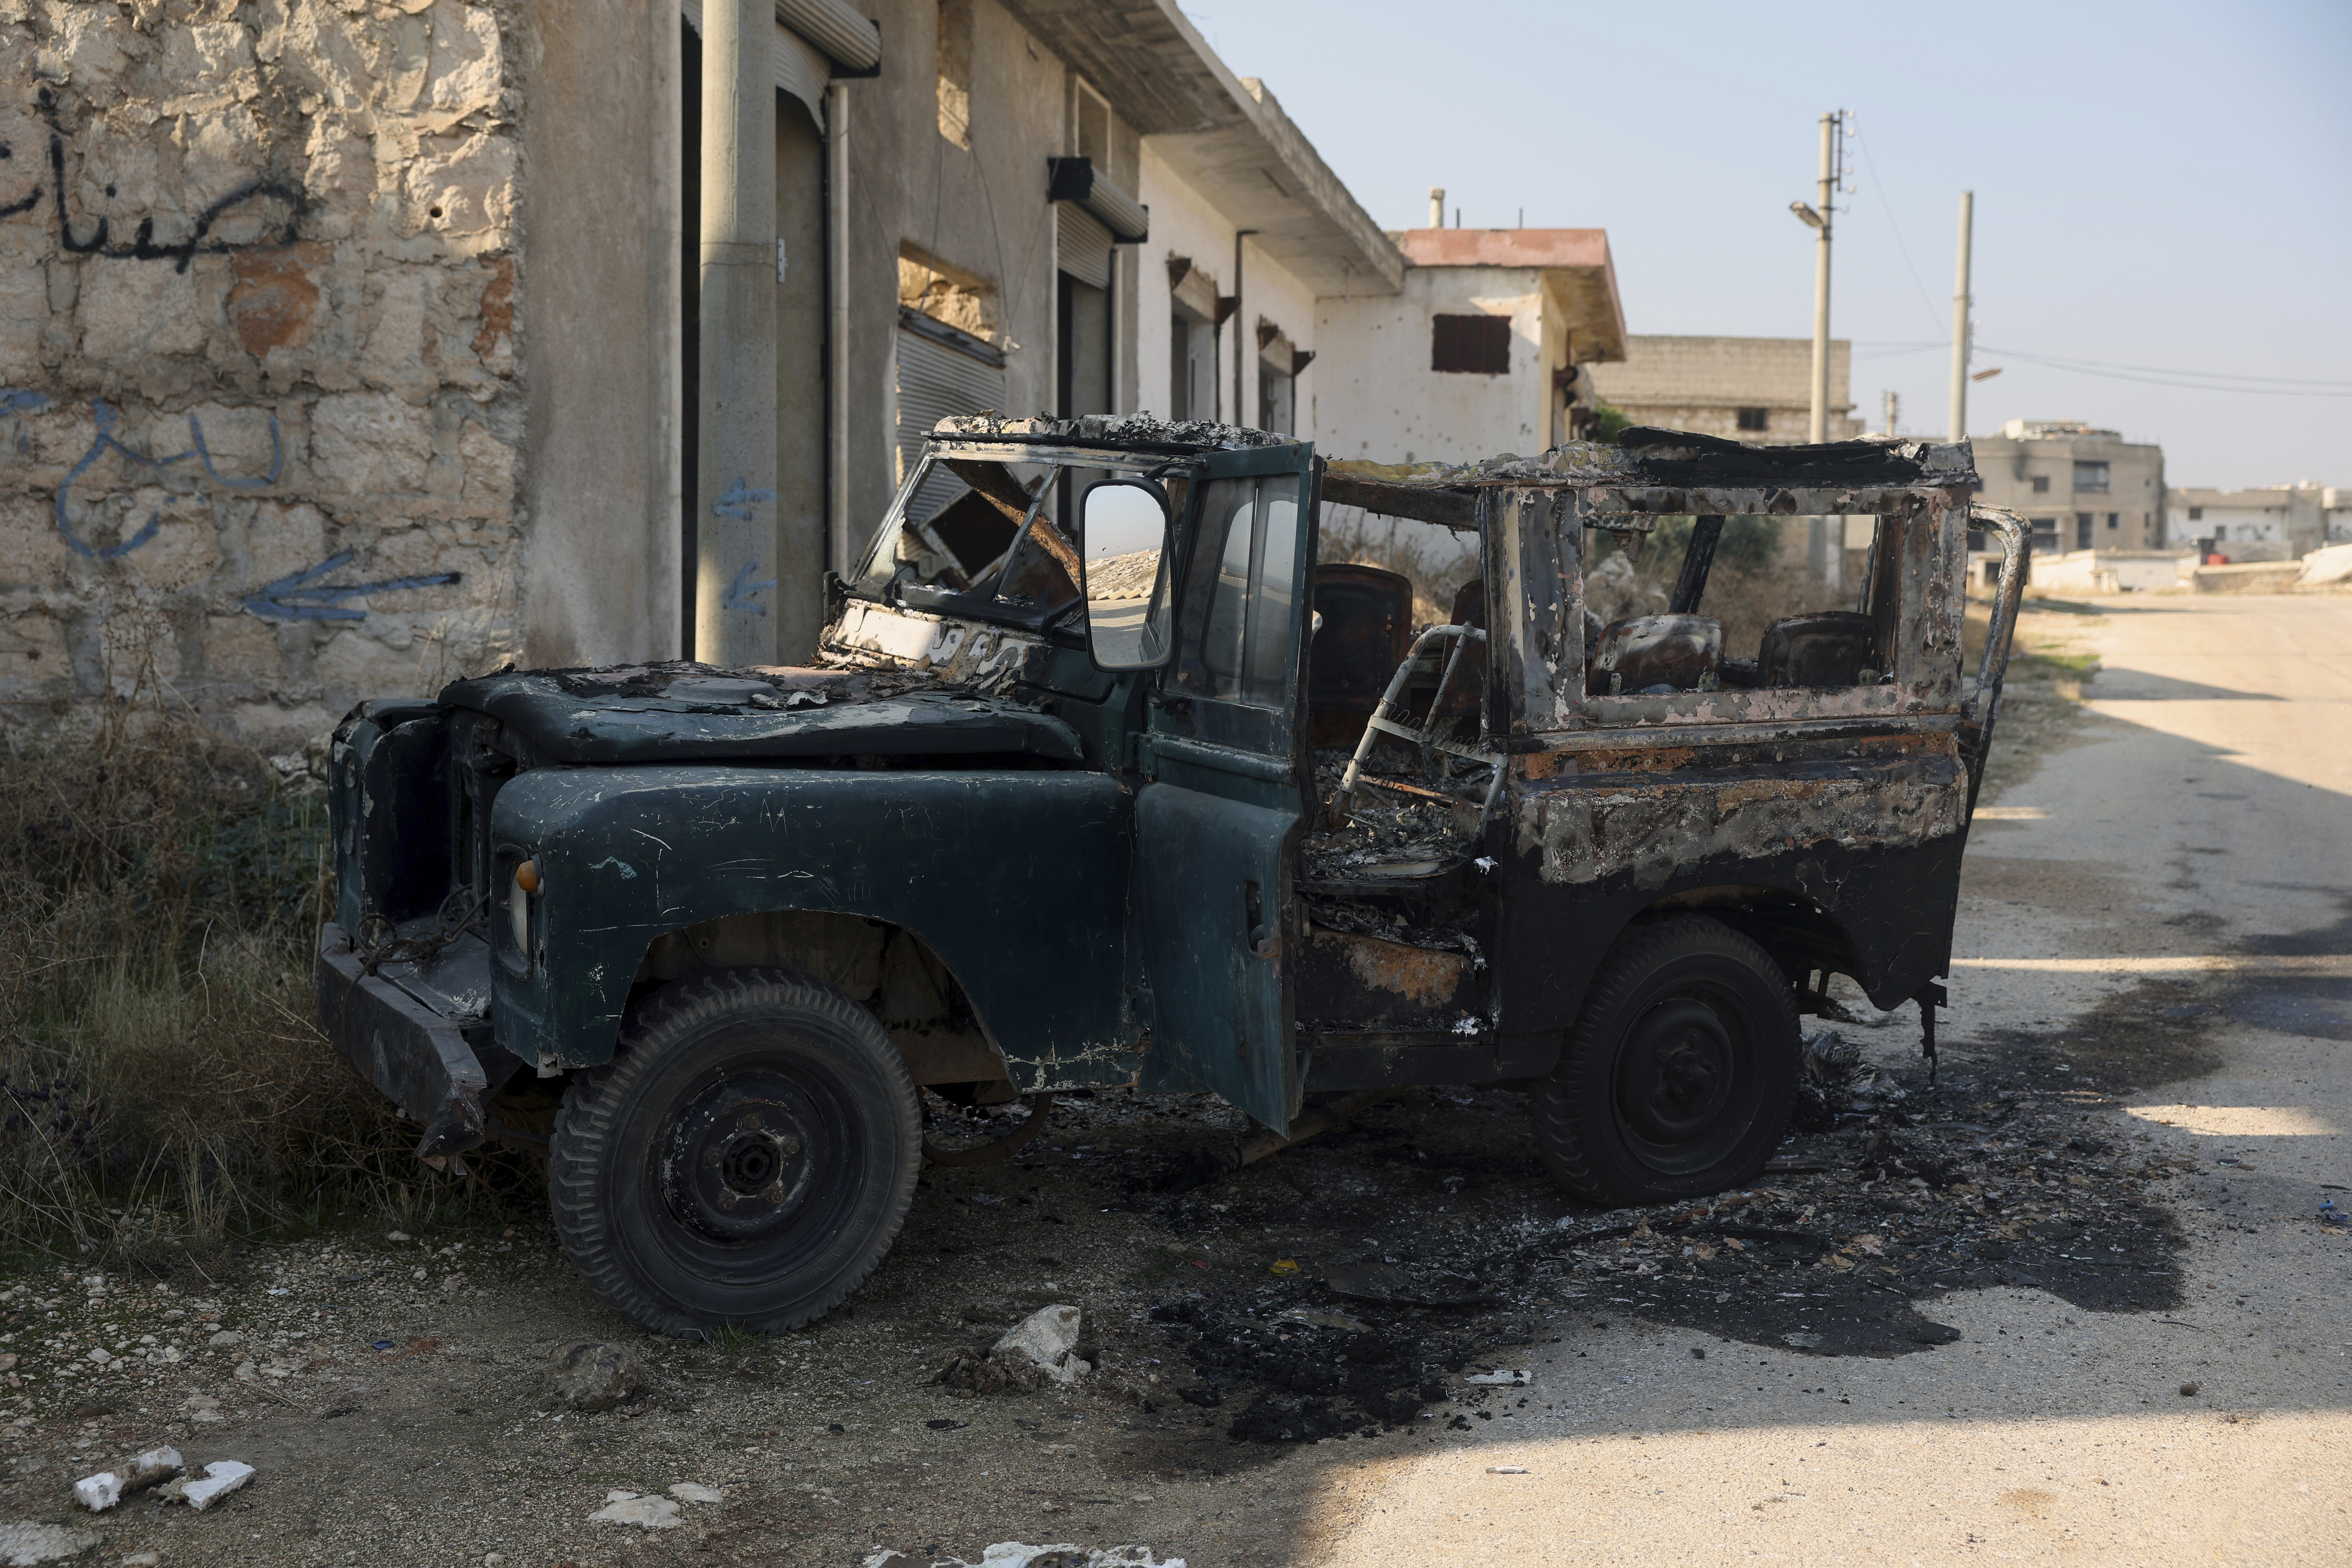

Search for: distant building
xmin=2165 ymin=483 xmax=2348 ymax=561
xmin=1314 ymin=228 xmax=1629 ymax=463
xmin=1970 ymin=421 xmax=2166 ymax=557
xmin=1584 ymin=334 xmax=1863 ymax=445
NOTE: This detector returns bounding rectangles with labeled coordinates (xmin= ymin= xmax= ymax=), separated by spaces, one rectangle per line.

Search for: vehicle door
xmin=1129 ymin=445 xmax=1316 ymax=1130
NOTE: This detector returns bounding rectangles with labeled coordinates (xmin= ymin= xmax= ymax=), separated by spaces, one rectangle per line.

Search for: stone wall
xmin=0 ymin=0 xmax=529 ymax=751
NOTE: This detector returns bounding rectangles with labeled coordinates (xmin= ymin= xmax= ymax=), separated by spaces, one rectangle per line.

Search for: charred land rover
xmin=321 ymin=416 xmax=2027 ymax=1335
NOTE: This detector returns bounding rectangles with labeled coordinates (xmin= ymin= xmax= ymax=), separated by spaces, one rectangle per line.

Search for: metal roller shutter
xmin=679 ymin=0 xmax=831 ymax=130
xmin=1057 ymin=203 xmax=1113 ymax=291
xmin=895 ymin=315 xmax=1007 ymax=522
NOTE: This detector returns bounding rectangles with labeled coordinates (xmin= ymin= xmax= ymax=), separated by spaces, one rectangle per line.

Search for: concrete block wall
xmin=1587 ymin=334 xmax=1863 ymax=445
xmin=0 ymin=0 xmax=528 ymax=752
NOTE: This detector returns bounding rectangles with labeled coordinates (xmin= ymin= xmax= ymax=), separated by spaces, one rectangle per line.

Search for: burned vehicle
xmin=319 ymin=415 xmax=2026 ymax=1335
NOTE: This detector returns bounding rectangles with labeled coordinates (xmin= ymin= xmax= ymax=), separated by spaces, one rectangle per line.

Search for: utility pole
xmin=1883 ymin=388 xmax=1901 ymax=437
xmin=695 ymin=0 xmax=779 ymax=666
xmin=1806 ymin=112 xmax=1842 ymax=444
xmin=1791 ymin=111 xmax=1847 ymax=586
xmin=1947 ymin=190 xmax=1975 ymax=442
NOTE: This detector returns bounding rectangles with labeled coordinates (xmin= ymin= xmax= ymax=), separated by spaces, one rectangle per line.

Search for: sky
xmin=1183 ymin=0 xmax=2351 ymax=490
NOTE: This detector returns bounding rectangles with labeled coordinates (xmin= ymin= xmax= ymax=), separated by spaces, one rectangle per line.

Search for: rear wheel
xmin=548 ymin=969 xmax=921 ymax=1336
xmin=1534 ymin=916 xmax=1798 ymax=1205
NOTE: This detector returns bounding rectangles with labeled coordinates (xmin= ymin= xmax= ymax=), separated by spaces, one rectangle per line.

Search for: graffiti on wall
xmin=53 ymin=401 xmax=282 ymax=559
xmin=41 ymin=401 xmax=460 ymax=619
xmin=241 ymin=552 xmax=461 ymax=622
xmin=1 ymin=89 xmax=311 ymax=273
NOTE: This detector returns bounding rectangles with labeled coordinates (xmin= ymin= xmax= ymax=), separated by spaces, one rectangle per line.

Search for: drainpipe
xmin=829 ymin=79 xmax=851 ymax=581
xmin=695 ymin=0 xmax=778 ymax=666
xmin=1231 ymin=230 xmax=1254 ymax=428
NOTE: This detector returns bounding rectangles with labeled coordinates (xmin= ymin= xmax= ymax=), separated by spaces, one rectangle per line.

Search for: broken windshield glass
xmin=850 ymin=451 xmax=1189 ymax=626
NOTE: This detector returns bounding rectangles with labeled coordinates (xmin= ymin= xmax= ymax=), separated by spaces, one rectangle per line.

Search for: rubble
xmin=0 ymin=1522 xmax=100 ymax=1566
xmin=920 ymin=1546 xmax=1187 ymax=1568
xmin=546 ymin=1342 xmax=647 ymax=1411
xmin=69 ymin=1445 xmax=181 ymax=1510
xmin=157 ymin=1459 xmax=254 ymax=1510
xmin=587 ymin=1490 xmax=682 ymax=1528
xmin=937 ymin=1305 xmax=1091 ymax=1394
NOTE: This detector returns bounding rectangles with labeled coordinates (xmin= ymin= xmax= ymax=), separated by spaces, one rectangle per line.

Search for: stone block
xmin=0 ymin=607 xmax=67 ymax=695
xmin=421 ymin=0 xmax=504 ymax=128
xmin=200 ymin=613 xmax=282 ymax=690
xmin=458 ymin=421 xmax=514 ymax=515
xmin=163 ymin=21 xmax=256 ymax=83
xmin=245 ymin=501 xmax=331 ymax=586
xmin=0 ymin=248 xmax=47 ymax=381
xmin=311 ymin=390 xmax=431 ymax=498
xmin=79 ymin=260 xmax=207 ymax=363
xmin=0 ymin=496 xmax=70 ymax=590
xmin=403 ymin=132 xmax=514 ymax=242
xmin=37 ymin=7 xmax=132 ymax=85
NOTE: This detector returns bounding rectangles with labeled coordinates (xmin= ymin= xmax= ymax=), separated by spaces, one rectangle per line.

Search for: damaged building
xmin=0 ymin=0 xmax=1630 ymax=748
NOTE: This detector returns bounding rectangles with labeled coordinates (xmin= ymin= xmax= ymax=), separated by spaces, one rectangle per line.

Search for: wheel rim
xmin=1611 ymin=985 xmax=1759 ymax=1176
xmin=638 ymin=1056 xmax=864 ymax=1287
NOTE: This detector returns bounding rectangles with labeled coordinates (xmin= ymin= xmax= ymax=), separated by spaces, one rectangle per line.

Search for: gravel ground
xmin=0 ymin=595 xmax=2343 ymax=1567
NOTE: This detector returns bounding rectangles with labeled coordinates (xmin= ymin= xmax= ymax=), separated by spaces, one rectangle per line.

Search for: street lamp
xmin=1789 ymin=201 xmax=1825 ymax=230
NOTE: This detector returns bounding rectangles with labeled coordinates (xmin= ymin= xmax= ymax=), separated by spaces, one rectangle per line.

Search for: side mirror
xmin=1079 ymin=479 xmax=1174 ymax=670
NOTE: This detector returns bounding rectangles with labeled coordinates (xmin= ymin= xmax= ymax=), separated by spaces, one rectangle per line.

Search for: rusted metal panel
xmin=1521 ymin=752 xmax=1966 ymax=891
xmin=1296 ymin=924 xmax=1479 ymax=1031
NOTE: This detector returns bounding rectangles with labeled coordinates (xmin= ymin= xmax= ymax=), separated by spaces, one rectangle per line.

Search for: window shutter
xmin=1057 ymin=203 xmax=1113 ymax=291
xmin=895 ymin=316 xmax=1007 ymax=522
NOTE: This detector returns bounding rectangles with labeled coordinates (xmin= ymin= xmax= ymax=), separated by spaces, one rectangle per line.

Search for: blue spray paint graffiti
xmin=0 ymin=388 xmax=44 ymax=456
xmin=54 ymin=401 xmax=283 ymax=559
xmin=711 ymin=476 xmax=777 ymax=522
xmin=241 ymin=552 xmax=462 ymax=622
xmin=720 ymin=558 xmax=777 ymax=616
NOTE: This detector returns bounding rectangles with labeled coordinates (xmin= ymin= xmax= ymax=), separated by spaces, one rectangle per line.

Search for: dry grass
xmin=0 ymin=682 xmax=483 ymax=1263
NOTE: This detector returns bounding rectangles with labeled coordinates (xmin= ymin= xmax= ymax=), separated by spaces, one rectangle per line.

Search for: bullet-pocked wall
xmin=0 ymin=1 xmax=680 ymax=750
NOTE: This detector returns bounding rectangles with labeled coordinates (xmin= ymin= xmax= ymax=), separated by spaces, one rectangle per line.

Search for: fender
xmin=488 ymin=765 xmax=1139 ymax=1085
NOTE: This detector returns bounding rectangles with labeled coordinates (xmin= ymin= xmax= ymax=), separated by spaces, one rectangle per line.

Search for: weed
xmin=0 ymin=679 xmax=518 ymax=1260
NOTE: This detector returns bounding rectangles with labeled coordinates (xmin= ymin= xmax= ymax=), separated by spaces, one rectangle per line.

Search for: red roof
xmin=1398 ymin=228 xmax=1613 ymax=270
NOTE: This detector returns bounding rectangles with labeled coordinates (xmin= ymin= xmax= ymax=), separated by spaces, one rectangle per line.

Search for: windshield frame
xmin=847 ymin=438 xmax=1206 ymax=633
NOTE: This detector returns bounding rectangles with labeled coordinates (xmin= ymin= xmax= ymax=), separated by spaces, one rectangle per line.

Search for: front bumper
xmin=317 ymin=922 xmax=490 ymax=1166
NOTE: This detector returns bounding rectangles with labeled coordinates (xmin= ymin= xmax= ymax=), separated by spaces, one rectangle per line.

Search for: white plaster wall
xmin=1134 ymin=146 xmax=1319 ymax=441
xmin=1135 ymin=147 xmax=1230 ymax=422
xmin=1245 ymin=240 xmax=1316 ymax=440
xmin=1316 ymin=266 xmax=1546 ymax=465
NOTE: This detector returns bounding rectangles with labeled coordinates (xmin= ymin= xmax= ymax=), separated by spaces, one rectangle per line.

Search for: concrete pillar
xmin=695 ymin=0 xmax=779 ymax=666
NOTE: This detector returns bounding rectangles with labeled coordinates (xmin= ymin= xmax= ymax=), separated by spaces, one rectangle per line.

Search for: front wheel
xmin=548 ymin=969 xmax=921 ymax=1336
xmin=1534 ymin=915 xmax=1799 ymax=1206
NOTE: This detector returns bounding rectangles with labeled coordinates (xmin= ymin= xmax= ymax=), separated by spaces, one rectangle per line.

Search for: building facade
xmin=1584 ymin=334 xmax=1862 ymax=446
xmin=2164 ymin=483 xmax=2347 ymax=561
xmin=1314 ymin=227 xmax=1627 ymax=465
xmin=1969 ymin=421 xmax=2166 ymax=558
xmin=0 ymin=0 xmax=1633 ymax=745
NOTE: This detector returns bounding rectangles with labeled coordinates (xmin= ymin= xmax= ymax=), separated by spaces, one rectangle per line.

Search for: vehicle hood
xmin=432 ymin=662 xmax=1084 ymax=767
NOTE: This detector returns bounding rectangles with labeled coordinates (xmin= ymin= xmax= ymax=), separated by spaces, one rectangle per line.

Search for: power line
xmin=1847 ymin=122 xmax=1949 ymax=343
xmin=1977 ymin=344 xmax=2352 ymax=390
xmin=1975 ymin=344 xmax=2352 ymax=396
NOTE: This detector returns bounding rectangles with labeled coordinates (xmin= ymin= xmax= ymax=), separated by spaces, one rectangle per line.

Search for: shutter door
xmin=680 ymin=0 xmax=830 ymax=130
xmin=896 ymin=323 xmax=1007 ymax=522
xmin=1057 ymin=203 xmax=1113 ymax=290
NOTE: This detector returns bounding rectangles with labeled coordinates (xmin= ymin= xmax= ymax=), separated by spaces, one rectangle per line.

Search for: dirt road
xmin=1 ymin=593 xmax=2344 ymax=1567
xmin=1294 ymin=592 xmax=2352 ymax=1566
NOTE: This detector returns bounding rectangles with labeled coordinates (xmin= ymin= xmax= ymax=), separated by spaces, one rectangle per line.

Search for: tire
xmin=548 ymin=968 xmax=921 ymax=1336
xmin=1534 ymin=915 xmax=1799 ymax=1206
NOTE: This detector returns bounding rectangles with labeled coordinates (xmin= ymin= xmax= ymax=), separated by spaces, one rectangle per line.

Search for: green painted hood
xmin=439 ymin=665 xmax=1084 ymax=767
